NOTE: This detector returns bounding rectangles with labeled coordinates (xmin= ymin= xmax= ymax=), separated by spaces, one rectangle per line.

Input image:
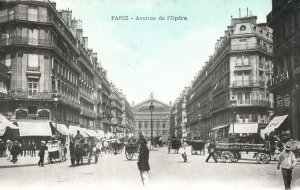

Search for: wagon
xmin=168 ymin=138 xmax=182 ymax=154
xmin=186 ymin=140 xmax=206 ymax=155
xmin=215 ymin=141 xmax=271 ymax=164
xmin=125 ymin=143 xmax=139 ymax=160
xmin=47 ymin=140 xmax=64 ymax=163
xmin=110 ymin=140 xmax=124 ymax=154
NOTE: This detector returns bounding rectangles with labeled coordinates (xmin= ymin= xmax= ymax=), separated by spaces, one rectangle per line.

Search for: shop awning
xmin=262 ymin=115 xmax=288 ymax=135
xmin=0 ymin=115 xmax=19 ymax=136
xmin=82 ymin=128 xmax=99 ymax=137
xmin=56 ymin=124 xmax=69 ymax=136
xmin=210 ymin=124 xmax=229 ymax=131
xmin=69 ymin=125 xmax=89 ymax=138
xmin=229 ymin=123 xmax=258 ymax=134
xmin=18 ymin=121 xmax=52 ymax=137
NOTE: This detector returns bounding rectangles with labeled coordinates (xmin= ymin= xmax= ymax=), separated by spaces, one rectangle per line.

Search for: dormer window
xmin=240 ymin=25 xmax=246 ymax=31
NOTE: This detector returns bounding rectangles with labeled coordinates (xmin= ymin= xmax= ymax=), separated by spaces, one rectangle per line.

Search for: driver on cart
xmin=75 ymin=130 xmax=83 ymax=141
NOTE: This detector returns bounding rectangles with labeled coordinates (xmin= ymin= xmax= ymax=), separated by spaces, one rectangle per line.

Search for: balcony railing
xmin=231 ymin=43 xmax=272 ymax=54
xmin=6 ymin=91 xmax=53 ymax=99
xmin=234 ymin=64 xmax=252 ymax=71
xmin=233 ymin=80 xmax=253 ymax=87
xmin=80 ymin=107 xmax=96 ymax=118
xmin=236 ymin=100 xmax=271 ymax=107
xmin=27 ymin=66 xmax=40 ymax=71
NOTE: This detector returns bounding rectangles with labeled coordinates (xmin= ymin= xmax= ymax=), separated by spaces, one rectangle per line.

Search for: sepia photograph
xmin=0 ymin=0 xmax=299 ymax=189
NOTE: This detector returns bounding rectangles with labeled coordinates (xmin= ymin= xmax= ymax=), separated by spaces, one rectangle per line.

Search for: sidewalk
xmin=0 ymin=153 xmax=51 ymax=168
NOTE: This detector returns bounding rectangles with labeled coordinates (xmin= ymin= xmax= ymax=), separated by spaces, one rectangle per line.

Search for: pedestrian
xmin=6 ymin=140 xmax=12 ymax=160
xmin=38 ymin=141 xmax=47 ymax=167
xmin=21 ymin=140 xmax=27 ymax=157
xmin=0 ymin=139 xmax=5 ymax=156
xmin=69 ymin=139 xmax=75 ymax=167
xmin=10 ymin=141 xmax=21 ymax=163
xmin=137 ymin=138 xmax=150 ymax=186
xmin=63 ymin=143 xmax=68 ymax=161
xmin=277 ymin=144 xmax=297 ymax=190
xmin=205 ymin=140 xmax=218 ymax=163
xmin=103 ymin=138 xmax=108 ymax=154
xmin=31 ymin=140 xmax=36 ymax=157
xmin=95 ymin=140 xmax=102 ymax=163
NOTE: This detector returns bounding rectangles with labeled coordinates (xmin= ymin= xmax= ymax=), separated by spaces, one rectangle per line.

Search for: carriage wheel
xmin=125 ymin=152 xmax=133 ymax=160
xmin=221 ymin=151 xmax=234 ymax=163
xmin=256 ymin=153 xmax=271 ymax=164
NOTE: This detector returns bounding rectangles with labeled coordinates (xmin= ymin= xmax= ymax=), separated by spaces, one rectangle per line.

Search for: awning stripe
xmin=229 ymin=123 xmax=258 ymax=134
xmin=69 ymin=125 xmax=89 ymax=138
xmin=18 ymin=122 xmax=52 ymax=137
xmin=262 ymin=115 xmax=288 ymax=135
xmin=210 ymin=124 xmax=229 ymax=131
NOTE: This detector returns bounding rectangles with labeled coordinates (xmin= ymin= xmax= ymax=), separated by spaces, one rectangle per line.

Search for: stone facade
xmin=267 ymin=0 xmax=300 ymax=140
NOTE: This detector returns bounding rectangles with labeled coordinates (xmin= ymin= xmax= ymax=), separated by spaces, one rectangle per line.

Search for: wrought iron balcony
xmin=231 ymin=43 xmax=272 ymax=54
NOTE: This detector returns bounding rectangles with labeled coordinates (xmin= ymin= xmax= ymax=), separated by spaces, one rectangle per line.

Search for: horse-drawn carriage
xmin=73 ymin=140 xmax=99 ymax=165
xmin=168 ymin=138 xmax=182 ymax=154
xmin=215 ymin=141 xmax=272 ymax=164
xmin=110 ymin=139 xmax=124 ymax=154
xmin=125 ymin=143 xmax=139 ymax=160
xmin=186 ymin=140 xmax=206 ymax=155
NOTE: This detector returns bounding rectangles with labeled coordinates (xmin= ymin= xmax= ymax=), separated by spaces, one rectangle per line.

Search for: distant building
xmin=267 ymin=0 xmax=300 ymax=140
xmin=169 ymin=88 xmax=189 ymax=139
xmin=183 ymin=15 xmax=274 ymax=140
xmin=133 ymin=94 xmax=171 ymax=142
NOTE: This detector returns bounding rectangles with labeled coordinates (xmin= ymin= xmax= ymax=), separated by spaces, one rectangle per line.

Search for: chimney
xmin=71 ymin=19 xmax=78 ymax=34
xmin=76 ymin=29 xmax=83 ymax=44
xmin=51 ymin=2 xmax=56 ymax=9
xmin=78 ymin=19 xmax=82 ymax=29
xmin=82 ymin=37 xmax=88 ymax=49
xmin=92 ymin=52 xmax=97 ymax=59
xmin=60 ymin=10 xmax=72 ymax=27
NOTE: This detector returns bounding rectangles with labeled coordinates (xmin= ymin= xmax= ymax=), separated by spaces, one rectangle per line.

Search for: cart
xmin=125 ymin=143 xmax=139 ymax=160
xmin=47 ymin=140 xmax=64 ymax=163
xmin=186 ymin=140 xmax=206 ymax=155
xmin=215 ymin=141 xmax=271 ymax=164
xmin=168 ymin=138 xmax=182 ymax=154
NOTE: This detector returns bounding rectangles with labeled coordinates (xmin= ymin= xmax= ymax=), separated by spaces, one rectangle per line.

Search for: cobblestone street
xmin=1 ymin=147 xmax=300 ymax=190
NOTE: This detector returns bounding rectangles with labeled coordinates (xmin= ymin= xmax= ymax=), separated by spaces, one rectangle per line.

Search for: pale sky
xmin=55 ymin=0 xmax=271 ymax=104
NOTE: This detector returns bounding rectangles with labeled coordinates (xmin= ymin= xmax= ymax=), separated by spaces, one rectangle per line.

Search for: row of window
xmin=137 ymin=121 xmax=167 ymax=129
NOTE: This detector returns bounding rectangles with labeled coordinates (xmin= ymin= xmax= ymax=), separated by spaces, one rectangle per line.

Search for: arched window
xmin=38 ymin=110 xmax=50 ymax=120
xmin=16 ymin=109 xmax=28 ymax=119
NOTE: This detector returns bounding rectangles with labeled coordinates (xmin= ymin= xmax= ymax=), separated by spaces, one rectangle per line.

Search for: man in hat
xmin=38 ymin=141 xmax=48 ymax=167
xmin=74 ymin=130 xmax=83 ymax=141
xmin=10 ymin=141 xmax=21 ymax=163
xmin=277 ymin=144 xmax=297 ymax=190
xmin=137 ymin=137 xmax=150 ymax=186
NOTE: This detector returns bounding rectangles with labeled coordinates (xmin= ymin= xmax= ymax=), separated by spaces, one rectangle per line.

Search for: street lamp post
xmin=198 ymin=114 xmax=202 ymax=140
xmin=53 ymin=92 xmax=60 ymax=138
xmin=230 ymin=99 xmax=236 ymax=136
xmin=149 ymin=102 xmax=155 ymax=148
